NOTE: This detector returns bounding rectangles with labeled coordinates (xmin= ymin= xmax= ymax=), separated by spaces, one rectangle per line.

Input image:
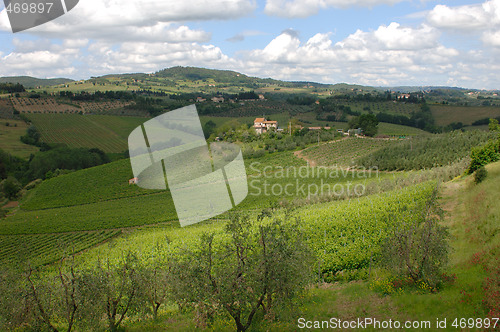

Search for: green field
xmin=431 ymin=104 xmax=500 ymax=126
xmin=25 ymin=113 xmax=147 ymax=153
xmin=0 ymin=119 xmax=39 ymax=159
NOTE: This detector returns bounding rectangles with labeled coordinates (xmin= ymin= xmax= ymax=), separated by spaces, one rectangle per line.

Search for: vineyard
xmin=0 ymin=230 xmax=121 ymax=266
xmin=357 ymin=130 xmax=497 ymax=170
xmin=300 ymin=137 xmax=396 ymax=167
xmin=10 ymin=97 xmax=143 ymax=116
xmin=11 ymin=97 xmax=81 ymax=114
xmin=25 ymin=113 xmax=130 ymax=152
xmin=430 ymin=104 xmax=500 ymax=126
xmin=299 ymin=181 xmax=436 ymax=273
xmin=0 ymin=98 xmax=14 ymax=118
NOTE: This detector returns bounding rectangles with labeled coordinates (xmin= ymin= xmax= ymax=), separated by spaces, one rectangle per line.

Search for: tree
xmin=489 ymin=118 xmax=500 ymax=132
xmin=168 ymin=212 xmax=313 ymax=331
xmin=79 ymin=254 xmax=140 ymax=332
xmin=1 ymin=176 xmax=21 ymax=199
xmin=349 ymin=113 xmax=379 ymax=137
xmin=381 ymin=187 xmax=449 ymax=286
xmin=203 ymin=120 xmax=217 ymax=139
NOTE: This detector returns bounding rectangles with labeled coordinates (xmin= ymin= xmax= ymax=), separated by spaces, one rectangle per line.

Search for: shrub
xmin=474 ymin=166 xmax=487 ymax=184
xmin=468 ymin=139 xmax=500 ymax=174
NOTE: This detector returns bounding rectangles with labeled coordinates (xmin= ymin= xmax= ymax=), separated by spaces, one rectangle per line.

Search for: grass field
xmin=0 ymin=119 xmax=39 ymax=158
xmin=431 ymin=104 xmax=500 ymax=126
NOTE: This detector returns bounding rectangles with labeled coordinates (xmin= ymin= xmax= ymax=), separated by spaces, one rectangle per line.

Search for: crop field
xmin=11 ymin=97 xmax=81 ymax=114
xmin=0 ymin=98 xmax=14 ymax=118
xmin=377 ymin=122 xmax=429 ymax=136
xmin=71 ymin=180 xmax=436 ymax=277
xmin=300 ymin=137 xmax=397 ymax=167
xmin=0 ymin=230 xmax=121 ymax=266
xmin=0 ymin=119 xmax=39 ymax=158
xmin=431 ymin=104 xmax=500 ymax=126
xmin=26 ymin=113 xmax=130 ymax=152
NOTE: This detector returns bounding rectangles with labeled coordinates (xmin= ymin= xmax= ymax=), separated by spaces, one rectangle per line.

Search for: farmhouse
xmin=254 ymin=117 xmax=278 ymax=134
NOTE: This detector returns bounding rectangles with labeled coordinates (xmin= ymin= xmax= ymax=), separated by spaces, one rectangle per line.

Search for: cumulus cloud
xmin=264 ymin=0 xmax=404 ymax=18
xmin=427 ymin=0 xmax=500 ymax=31
xmin=243 ymin=23 xmax=468 ymax=86
xmin=427 ymin=0 xmax=500 ymax=48
xmin=0 ymin=0 xmax=255 ymax=42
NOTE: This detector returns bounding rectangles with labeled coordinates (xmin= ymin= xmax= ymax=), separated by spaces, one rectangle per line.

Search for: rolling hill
xmin=0 ymin=76 xmax=74 ymax=88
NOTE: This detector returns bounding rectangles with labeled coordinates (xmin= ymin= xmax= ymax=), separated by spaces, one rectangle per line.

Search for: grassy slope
xmin=0 ymin=119 xmax=39 ymax=159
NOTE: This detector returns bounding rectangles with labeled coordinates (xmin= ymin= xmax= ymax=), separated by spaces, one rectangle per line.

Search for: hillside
xmin=0 ymin=76 xmax=73 ymax=88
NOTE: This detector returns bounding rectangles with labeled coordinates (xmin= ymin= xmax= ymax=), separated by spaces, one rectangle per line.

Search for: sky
xmin=0 ymin=0 xmax=499 ymax=89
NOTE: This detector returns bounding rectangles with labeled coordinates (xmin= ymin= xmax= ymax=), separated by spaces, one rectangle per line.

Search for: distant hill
xmin=154 ymin=66 xmax=281 ymax=85
xmin=0 ymin=76 xmax=74 ymax=88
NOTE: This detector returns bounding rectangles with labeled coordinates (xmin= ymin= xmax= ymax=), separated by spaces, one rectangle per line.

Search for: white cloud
xmin=242 ymin=23 xmax=471 ymax=86
xmin=427 ymin=1 xmax=499 ymax=30
xmin=264 ymin=0 xmax=404 ymax=18
xmin=427 ymin=0 xmax=500 ymax=48
xmin=482 ymin=30 xmax=500 ymax=47
xmin=0 ymin=0 xmax=255 ymax=42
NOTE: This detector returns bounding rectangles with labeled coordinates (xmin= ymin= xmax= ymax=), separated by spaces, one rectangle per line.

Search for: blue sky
xmin=0 ymin=0 xmax=498 ymax=89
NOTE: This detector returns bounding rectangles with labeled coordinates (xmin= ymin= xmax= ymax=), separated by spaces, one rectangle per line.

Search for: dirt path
xmin=294 ymin=149 xmax=317 ymax=167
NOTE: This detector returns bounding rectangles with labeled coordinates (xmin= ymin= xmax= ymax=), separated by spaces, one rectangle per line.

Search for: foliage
xmin=349 ymin=113 xmax=379 ymax=137
xmin=380 ymin=186 xmax=448 ymax=287
xmin=467 ymin=138 xmax=500 ymax=174
xmin=474 ymin=166 xmax=488 ymax=184
xmin=0 ymin=82 xmax=25 ymax=93
xmin=299 ymin=181 xmax=438 ymax=274
xmin=489 ymin=118 xmax=500 ymax=131
xmin=0 ymin=176 xmax=22 ymax=199
xmin=28 ymin=147 xmax=110 ymax=180
xmin=168 ymin=212 xmax=314 ymax=331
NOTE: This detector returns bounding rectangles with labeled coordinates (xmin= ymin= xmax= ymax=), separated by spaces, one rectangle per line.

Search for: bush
xmin=168 ymin=212 xmax=314 ymax=331
xmin=380 ymin=187 xmax=449 ymax=287
xmin=474 ymin=166 xmax=487 ymax=184
xmin=467 ymin=139 xmax=500 ymax=174
xmin=1 ymin=176 xmax=22 ymax=199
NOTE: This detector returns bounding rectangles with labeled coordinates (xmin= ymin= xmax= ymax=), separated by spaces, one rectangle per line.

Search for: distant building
xmin=129 ymin=177 xmax=138 ymax=185
xmin=196 ymin=97 xmax=206 ymax=102
xmin=254 ymin=117 xmax=278 ymax=134
xmin=348 ymin=128 xmax=363 ymax=136
xmin=211 ymin=96 xmax=224 ymax=103
xmin=308 ymin=126 xmax=331 ymax=130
